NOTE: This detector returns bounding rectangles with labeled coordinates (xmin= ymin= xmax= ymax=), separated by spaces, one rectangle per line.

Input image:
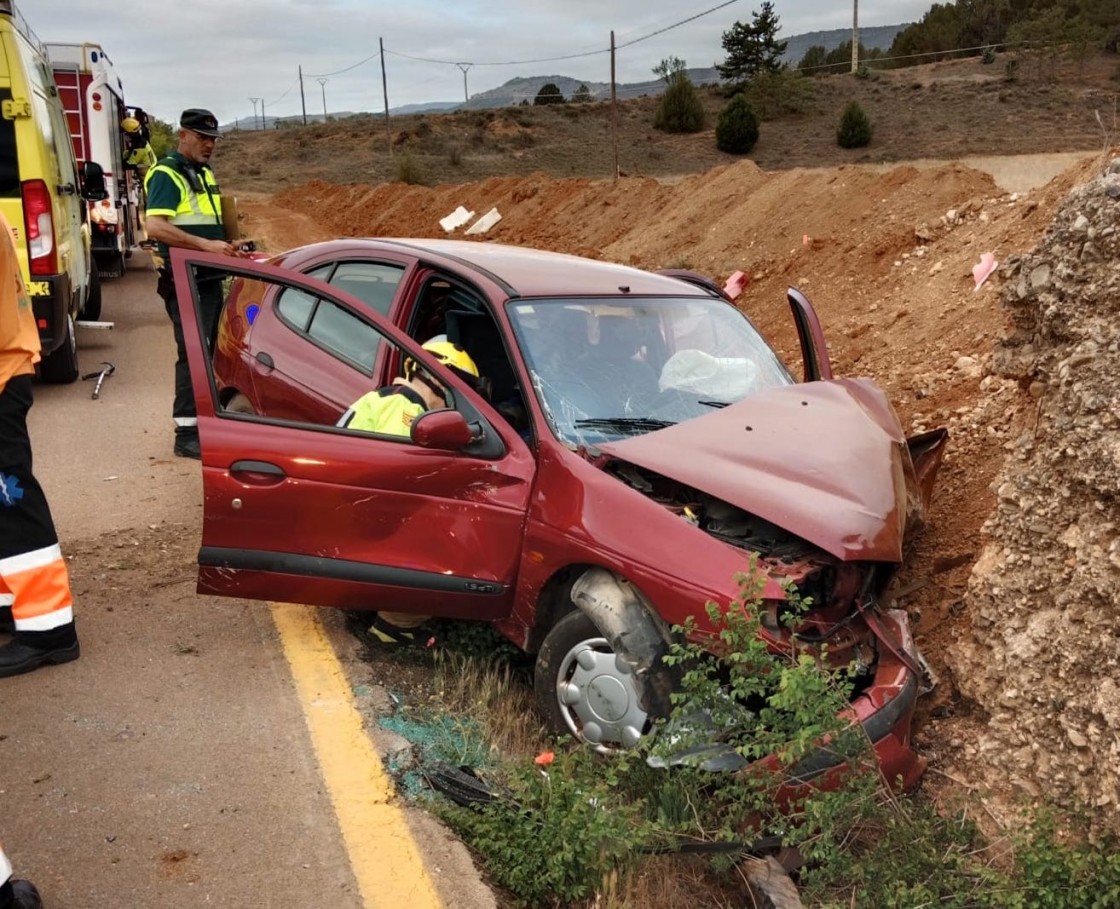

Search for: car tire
xmin=83 ymin=265 xmax=102 ymax=321
xmin=38 ymin=313 xmax=79 ymax=384
xmin=534 ymin=609 xmax=652 ymax=750
xmin=224 ymin=392 xmax=256 ymax=415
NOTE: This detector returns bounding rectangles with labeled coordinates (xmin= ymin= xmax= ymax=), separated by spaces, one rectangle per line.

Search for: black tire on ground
xmin=38 ymin=314 xmax=79 ymax=384
xmin=224 ymin=392 xmax=256 ymax=415
xmin=83 ymin=265 xmax=102 ymax=321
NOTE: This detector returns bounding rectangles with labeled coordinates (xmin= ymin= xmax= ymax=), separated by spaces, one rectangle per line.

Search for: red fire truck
xmin=46 ymin=41 xmax=139 ymax=279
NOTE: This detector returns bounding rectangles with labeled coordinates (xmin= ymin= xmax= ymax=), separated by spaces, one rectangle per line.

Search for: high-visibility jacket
xmin=342 ymin=385 xmax=426 ymax=436
xmin=144 ymin=151 xmax=225 ymax=263
xmin=125 ymin=143 xmax=157 ymax=171
xmin=0 ymin=214 xmax=38 ymax=391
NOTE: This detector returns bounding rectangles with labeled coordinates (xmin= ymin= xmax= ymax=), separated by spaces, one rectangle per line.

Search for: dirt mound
xmin=944 ymin=159 xmax=1120 ymax=830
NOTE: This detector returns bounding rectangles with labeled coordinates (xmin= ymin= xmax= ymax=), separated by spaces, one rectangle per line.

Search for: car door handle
xmin=230 ymin=460 xmax=286 ymax=485
xmin=58 ymin=182 xmax=76 ymax=195
xmin=254 ymin=351 xmax=275 ymax=371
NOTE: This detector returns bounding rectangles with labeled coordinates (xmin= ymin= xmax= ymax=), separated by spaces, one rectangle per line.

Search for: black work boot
xmin=173 ymin=430 xmax=201 ymax=459
xmin=0 ymin=622 xmax=80 ymax=678
xmin=0 ymin=605 xmax=13 ymax=634
xmin=0 ymin=878 xmax=43 ymax=909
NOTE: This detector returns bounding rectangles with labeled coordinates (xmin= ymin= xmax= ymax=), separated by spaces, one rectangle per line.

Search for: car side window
xmin=307 ymin=300 xmax=380 ymax=372
xmin=328 ymin=262 xmax=405 ymax=317
xmin=276 ymin=287 xmax=316 ymax=331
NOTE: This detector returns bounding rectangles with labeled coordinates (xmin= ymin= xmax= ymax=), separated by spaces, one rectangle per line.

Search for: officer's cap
xmin=180 ymin=109 xmax=221 ymax=138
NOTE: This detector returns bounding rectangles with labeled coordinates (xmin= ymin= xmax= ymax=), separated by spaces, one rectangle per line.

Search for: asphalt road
xmin=4 ymin=255 xmax=492 ymax=908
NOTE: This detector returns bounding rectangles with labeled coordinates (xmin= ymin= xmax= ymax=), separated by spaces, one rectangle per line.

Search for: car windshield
xmin=508 ymin=297 xmax=795 ymax=446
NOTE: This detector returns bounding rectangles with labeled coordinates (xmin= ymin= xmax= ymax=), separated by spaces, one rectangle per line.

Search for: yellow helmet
xmin=122 ymin=117 xmax=141 ymax=133
xmin=404 ymin=339 xmax=479 ymax=385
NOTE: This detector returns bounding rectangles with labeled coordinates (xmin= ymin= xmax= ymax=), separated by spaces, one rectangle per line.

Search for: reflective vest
xmin=144 ymin=156 xmax=223 ymax=231
xmin=125 ymin=144 xmax=157 ymax=170
xmin=343 ymin=385 xmax=426 ymax=436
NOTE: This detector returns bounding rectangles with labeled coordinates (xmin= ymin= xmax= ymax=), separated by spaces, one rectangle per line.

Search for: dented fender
xmin=570 ymin=567 xmax=677 ymax=717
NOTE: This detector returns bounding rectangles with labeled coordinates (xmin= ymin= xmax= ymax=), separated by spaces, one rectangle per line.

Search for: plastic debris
xmin=465 ymin=207 xmax=502 ymax=235
xmin=723 ymin=270 xmax=749 ymax=300
xmin=439 ymin=206 xmax=474 ymax=233
xmin=972 ymin=252 xmax=999 ymax=291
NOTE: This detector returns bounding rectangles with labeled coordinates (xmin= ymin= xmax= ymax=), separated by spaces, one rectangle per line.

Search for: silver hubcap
xmin=555 ymin=636 xmax=648 ymax=748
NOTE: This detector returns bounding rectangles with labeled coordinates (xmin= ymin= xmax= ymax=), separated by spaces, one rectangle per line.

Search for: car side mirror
xmin=80 ymin=161 xmax=109 ymax=201
xmin=411 ymin=408 xmax=478 ymax=451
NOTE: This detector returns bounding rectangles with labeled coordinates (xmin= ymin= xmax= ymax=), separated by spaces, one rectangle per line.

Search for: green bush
xmin=837 ymin=100 xmax=872 ymax=148
xmin=715 ymin=94 xmax=760 ymax=154
xmin=392 ymin=150 xmax=426 ymax=185
xmin=533 ymin=83 xmax=565 ymax=106
xmin=742 ymin=68 xmax=815 ymax=120
xmin=653 ymin=73 xmax=705 ymax=134
xmin=982 ymin=45 xmax=997 ymax=64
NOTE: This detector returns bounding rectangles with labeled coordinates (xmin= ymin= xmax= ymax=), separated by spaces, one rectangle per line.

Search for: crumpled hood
xmin=597 ymin=379 xmax=915 ymax=562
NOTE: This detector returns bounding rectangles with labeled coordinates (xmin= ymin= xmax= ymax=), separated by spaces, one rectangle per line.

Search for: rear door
xmin=171 ymin=250 xmax=536 ymax=620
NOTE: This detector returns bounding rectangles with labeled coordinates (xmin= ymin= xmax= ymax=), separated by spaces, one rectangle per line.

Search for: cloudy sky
xmin=22 ymin=0 xmax=931 ymax=126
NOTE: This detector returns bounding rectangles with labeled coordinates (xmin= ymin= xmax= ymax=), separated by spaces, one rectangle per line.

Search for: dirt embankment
xmin=238 ymin=146 xmax=1112 ymax=828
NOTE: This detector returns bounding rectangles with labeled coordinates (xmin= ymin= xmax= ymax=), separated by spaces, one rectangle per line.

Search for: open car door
xmin=169 ymin=250 xmax=535 ymax=621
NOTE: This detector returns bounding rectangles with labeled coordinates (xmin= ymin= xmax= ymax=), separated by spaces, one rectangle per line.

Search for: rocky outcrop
xmin=947 ymin=158 xmax=1120 ymax=828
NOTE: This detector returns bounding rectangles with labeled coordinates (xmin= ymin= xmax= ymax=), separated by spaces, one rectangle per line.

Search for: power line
xmin=616 ymin=0 xmax=741 ymax=50
xmin=306 ymin=49 xmax=384 ymax=79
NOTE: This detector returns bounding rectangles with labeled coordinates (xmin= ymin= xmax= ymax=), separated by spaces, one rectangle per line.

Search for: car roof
xmin=273 ymin=238 xmax=714 ymax=300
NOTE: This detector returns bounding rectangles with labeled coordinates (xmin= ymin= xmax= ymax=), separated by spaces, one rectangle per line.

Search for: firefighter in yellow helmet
xmin=121 ymin=116 xmax=156 ymax=174
xmin=340 ymin=338 xmax=479 ymax=436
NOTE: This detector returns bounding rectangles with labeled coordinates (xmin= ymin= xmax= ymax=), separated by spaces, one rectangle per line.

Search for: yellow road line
xmin=270 ymin=602 xmax=442 ymax=909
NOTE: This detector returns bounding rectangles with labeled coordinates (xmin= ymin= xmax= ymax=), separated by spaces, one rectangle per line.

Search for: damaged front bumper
xmin=651 ymin=608 xmax=928 ymax=793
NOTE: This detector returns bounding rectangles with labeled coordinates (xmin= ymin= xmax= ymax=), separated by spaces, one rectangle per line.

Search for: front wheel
xmin=534 ymin=610 xmax=652 ymax=750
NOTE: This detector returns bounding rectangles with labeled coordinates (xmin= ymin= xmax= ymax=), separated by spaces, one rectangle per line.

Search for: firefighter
xmin=121 ymin=116 xmax=156 ymax=175
xmin=0 ymin=840 xmax=41 ymax=908
xmin=340 ymin=339 xmax=479 ymax=645
xmin=0 ymin=213 xmax=80 ymax=678
xmin=339 ymin=338 xmax=479 ymax=435
xmin=144 ymin=108 xmax=246 ymax=459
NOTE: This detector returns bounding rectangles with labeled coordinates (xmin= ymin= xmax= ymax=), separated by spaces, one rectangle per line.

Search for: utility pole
xmin=299 ymin=64 xmax=307 ymax=126
xmin=318 ymin=78 xmax=329 ymax=121
xmin=610 ymin=30 xmax=618 ymax=180
xmin=851 ymin=0 xmax=860 ymax=73
xmin=249 ymin=97 xmax=261 ymax=130
xmin=456 ymin=62 xmax=473 ymax=103
xmin=261 ymin=99 xmax=266 ymax=129
xmin=380 ymin=37 xmax=391 ymax=156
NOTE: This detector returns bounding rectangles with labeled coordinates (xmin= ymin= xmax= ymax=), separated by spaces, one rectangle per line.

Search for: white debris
xmin=465 ymin=207 xmax=502 ymax=235
xmin=439 ymin=206 xmax=475 ymax=233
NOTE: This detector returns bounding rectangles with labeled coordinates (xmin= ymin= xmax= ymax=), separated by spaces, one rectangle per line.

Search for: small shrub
xmin=1005 ymin=58 xmax=1020 ymax=82
xmin=742 ymin=69 xmax=816 ymax=120
xmin=854 ymin=63 xmax=871 ymax=79
xmin=447 ymin=144 xmax=463 ymax=167
xmin=982 ymin=45 xmax=997 ymax=64
xmin=653 ymin=72 xmax=705 ymax=134
xmin=715 ymin=94 xmax=760 ymax=154
xmin=533 ymin=83 xmax=565 ymax=105
xmin=393 ymin=151 xmax=426 ymax=185
xmin=837 ymin=100 xmax=872 ymax=148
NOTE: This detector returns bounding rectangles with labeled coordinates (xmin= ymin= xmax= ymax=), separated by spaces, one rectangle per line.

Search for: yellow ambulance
xmin=0 ymin=0 xmax=107 ymax=382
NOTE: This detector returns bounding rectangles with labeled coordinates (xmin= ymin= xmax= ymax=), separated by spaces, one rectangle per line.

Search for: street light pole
xmin=456 ymin=62 xmax=472 ymax=103
xmin=249 ymin=97 xmax=261 ymax=130
xmin=318 ymin=78 xmax=328 ymax=121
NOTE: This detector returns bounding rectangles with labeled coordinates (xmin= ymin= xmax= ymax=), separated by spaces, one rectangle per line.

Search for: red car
xmin=170 ymin=239 xmax=946 ymax=791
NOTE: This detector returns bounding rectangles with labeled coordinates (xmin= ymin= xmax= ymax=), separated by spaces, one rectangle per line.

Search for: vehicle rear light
xmin=21 ymin=180 xmax=56 ymax=276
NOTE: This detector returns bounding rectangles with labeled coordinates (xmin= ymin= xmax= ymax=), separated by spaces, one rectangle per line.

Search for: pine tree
xmin=717 ymin=2 xmax=788 ymax=90
xmin=715 ymin=94 xmax=760 ymax=153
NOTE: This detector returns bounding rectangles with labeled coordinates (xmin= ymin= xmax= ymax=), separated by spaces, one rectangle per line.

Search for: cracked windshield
xmin=509 ymin=297 xmax=794 ymax=445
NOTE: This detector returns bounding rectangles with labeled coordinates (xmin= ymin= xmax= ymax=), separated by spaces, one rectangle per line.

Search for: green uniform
xmin=344 ymin=385 xmax=427 ymax=436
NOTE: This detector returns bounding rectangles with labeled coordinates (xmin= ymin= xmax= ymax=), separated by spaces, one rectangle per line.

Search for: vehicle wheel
xmin=534 ymin=609 xmax=652 ymax=750
xmin=224 ymin=392 xmax=256 ymax=415
xmin=83 ymin=265 xmax=102 ymax=321
xmin=38 ymin=314 xmax=79 ymax=384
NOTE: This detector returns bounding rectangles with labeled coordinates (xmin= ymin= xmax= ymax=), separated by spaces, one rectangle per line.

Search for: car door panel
xmin=170 ymin=250 xmax=535 ymax=619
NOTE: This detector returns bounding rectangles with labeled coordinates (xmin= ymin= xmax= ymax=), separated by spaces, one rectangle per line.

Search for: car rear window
xmin=0 ymin=89 xmax=17 ymax=197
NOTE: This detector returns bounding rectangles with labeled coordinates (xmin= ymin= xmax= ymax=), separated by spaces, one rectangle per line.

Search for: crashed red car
xmin=170 ymin=239 xmax=946 ymax=791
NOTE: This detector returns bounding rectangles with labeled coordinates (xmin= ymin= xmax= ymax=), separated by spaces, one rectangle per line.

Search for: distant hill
xmin=459 ymin=24 xmax=909 ymax=109
xmin=224 ymin=23 xmax=911 ymax=129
